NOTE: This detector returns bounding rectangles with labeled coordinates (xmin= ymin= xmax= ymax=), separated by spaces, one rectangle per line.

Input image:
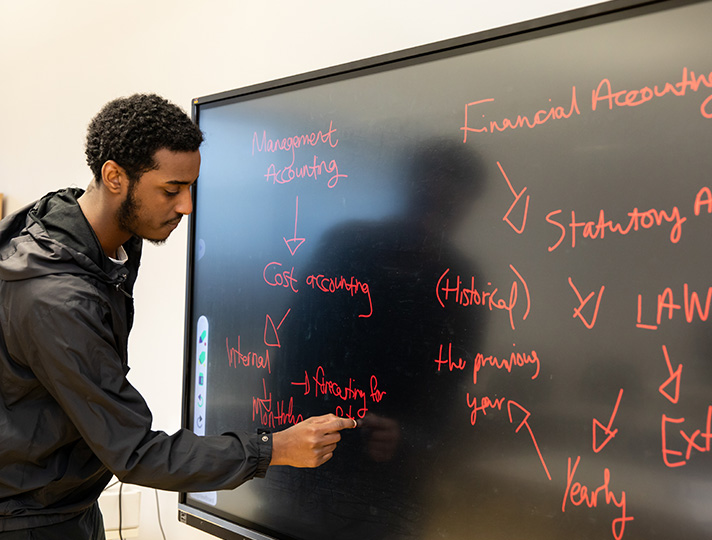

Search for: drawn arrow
xmin=498 ymin=161 xmax=530 ymax=234
xmin=659 ymin=345 xmax=682 ymax=404
xmin=264 ymin=309 xmax=291 ymax=348
xmin=283 ymin=196 xmax=306 ymax=256
xmin=592 ymin=388 xmax=623 ymax=453
xmin=507 ymin=400 xmax=551 ymax=480
xmin=568 ymin=277 xmax=605 ymax=330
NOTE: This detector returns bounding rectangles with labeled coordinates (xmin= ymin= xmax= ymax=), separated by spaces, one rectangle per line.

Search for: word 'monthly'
xmin=252 ymin=379 xmax=303 ymax=428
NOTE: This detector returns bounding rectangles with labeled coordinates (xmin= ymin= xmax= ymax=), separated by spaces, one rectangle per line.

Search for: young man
xmin=0 ymin=94 xmax=354 ymax=539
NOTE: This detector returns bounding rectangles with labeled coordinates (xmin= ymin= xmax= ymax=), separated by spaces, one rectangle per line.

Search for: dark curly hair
xmin=85 ymin=93 xmax=203 ymax=182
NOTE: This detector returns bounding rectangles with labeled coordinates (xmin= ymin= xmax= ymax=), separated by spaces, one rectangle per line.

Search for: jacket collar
xmin=0 ymin=188 xmax=142 ymax=290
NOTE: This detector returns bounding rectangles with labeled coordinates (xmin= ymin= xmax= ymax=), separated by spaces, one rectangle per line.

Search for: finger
xmin=318 ymin=451 xmax=335 ymax=466
xmin=319 ymin=442 xmax=338 ymax=456
xmin=318 ymin=432 xmax=342 ymax=447
xmin=322 ymin=413 xmax=355 ymax=427
xmin=328 ymin=416 xmax=358 ymax=432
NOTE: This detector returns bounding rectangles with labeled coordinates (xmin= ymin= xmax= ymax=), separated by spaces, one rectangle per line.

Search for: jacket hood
xmin=0 ymin=188 xmax=140 ymax=286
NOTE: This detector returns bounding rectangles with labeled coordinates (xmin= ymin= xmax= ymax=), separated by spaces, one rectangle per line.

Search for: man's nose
xmin=176 ymin=189 xmax=193 ymax=215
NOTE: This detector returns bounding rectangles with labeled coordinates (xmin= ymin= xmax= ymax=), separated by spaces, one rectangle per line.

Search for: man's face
xmin=116 ymin=148 xmax=200 ymax=244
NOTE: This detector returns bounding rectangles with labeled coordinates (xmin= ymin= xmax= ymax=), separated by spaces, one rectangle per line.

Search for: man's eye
xmin=165 ymin=190 xmax=179 ymax=196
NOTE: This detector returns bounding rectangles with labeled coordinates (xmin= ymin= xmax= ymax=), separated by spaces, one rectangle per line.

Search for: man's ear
xmin=100 ymin=160 xmax=129 ymax=195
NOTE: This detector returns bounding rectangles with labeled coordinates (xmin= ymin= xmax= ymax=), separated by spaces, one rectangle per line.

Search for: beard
xmin=115 ymin=182 xmax=167 ymax=246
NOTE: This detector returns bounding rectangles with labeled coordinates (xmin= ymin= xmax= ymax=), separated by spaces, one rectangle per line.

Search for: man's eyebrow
xmin=165 ymin=179 xmax=197 ymax=186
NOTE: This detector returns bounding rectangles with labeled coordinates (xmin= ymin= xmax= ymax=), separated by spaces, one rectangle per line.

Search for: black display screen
xmin=180 ymin=1 xmax=712 ymax=538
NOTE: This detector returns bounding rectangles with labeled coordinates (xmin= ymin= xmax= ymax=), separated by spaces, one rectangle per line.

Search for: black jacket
xmin=0 ymin=188 xmax=271 ymax=531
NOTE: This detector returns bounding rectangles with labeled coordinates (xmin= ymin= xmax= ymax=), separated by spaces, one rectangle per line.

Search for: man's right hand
xmin=270 ymin=414 xmax=356 ymax=468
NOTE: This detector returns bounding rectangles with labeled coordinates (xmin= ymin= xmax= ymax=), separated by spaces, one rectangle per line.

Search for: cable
xmin=118 ymin=482 xmax=124 ymax=540
xmin=107 ymin=481 xmax=168 ymax=540
xmin=155 ymin=489 xmax=167 ymax=540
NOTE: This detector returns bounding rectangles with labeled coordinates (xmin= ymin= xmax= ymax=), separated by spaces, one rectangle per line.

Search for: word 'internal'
xmin=226 ymin=336 xmax=271 ymax=373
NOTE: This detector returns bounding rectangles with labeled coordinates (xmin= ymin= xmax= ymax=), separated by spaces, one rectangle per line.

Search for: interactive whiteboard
xmin=180 ymin=1 xmax=712 ymax=538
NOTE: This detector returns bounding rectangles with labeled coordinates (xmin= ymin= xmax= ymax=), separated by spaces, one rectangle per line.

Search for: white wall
xmin=0 ymin=1 xmax=603 ymax=538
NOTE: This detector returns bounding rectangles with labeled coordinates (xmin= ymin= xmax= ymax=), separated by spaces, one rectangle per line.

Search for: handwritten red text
xmin=461 ymin=86 xmax=580 ymax=141
xmin=637 ymin=283 xmax=712 ymax=330
xmin=305 ymin=273 xmax=373 ymax=318
xmin=252 ymin=379 xmax=303 ymax=428
xmin=436 ymin=265 xmax=531 ymax=330
xmin=661 ymin=406 xmax=712 ymax=468
xmin=291 ymin=366 xmax=386 ymax=420
xmin=226 ymin=336 xmax=271 ymax=373
xmin=546 ymin=205 xmax=686 ymax=252
xmin=264 ymin=155 xmax=347 ymax=189
xmin=592 ymin=67 xmax=712 ymax=119
xmin=466 ymin=396 xmax=551 ymax=480
xmin=252 ymin=120 xmax=339 ymax=159
xmin=562 ymin=456 xmax=634 ymax=540
xmin=263 ymin=261 xmax=299 ymax=293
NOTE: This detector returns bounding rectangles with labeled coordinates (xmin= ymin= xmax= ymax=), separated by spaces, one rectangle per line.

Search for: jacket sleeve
xmin=6 ymin=273 xmax=272 ymax=492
